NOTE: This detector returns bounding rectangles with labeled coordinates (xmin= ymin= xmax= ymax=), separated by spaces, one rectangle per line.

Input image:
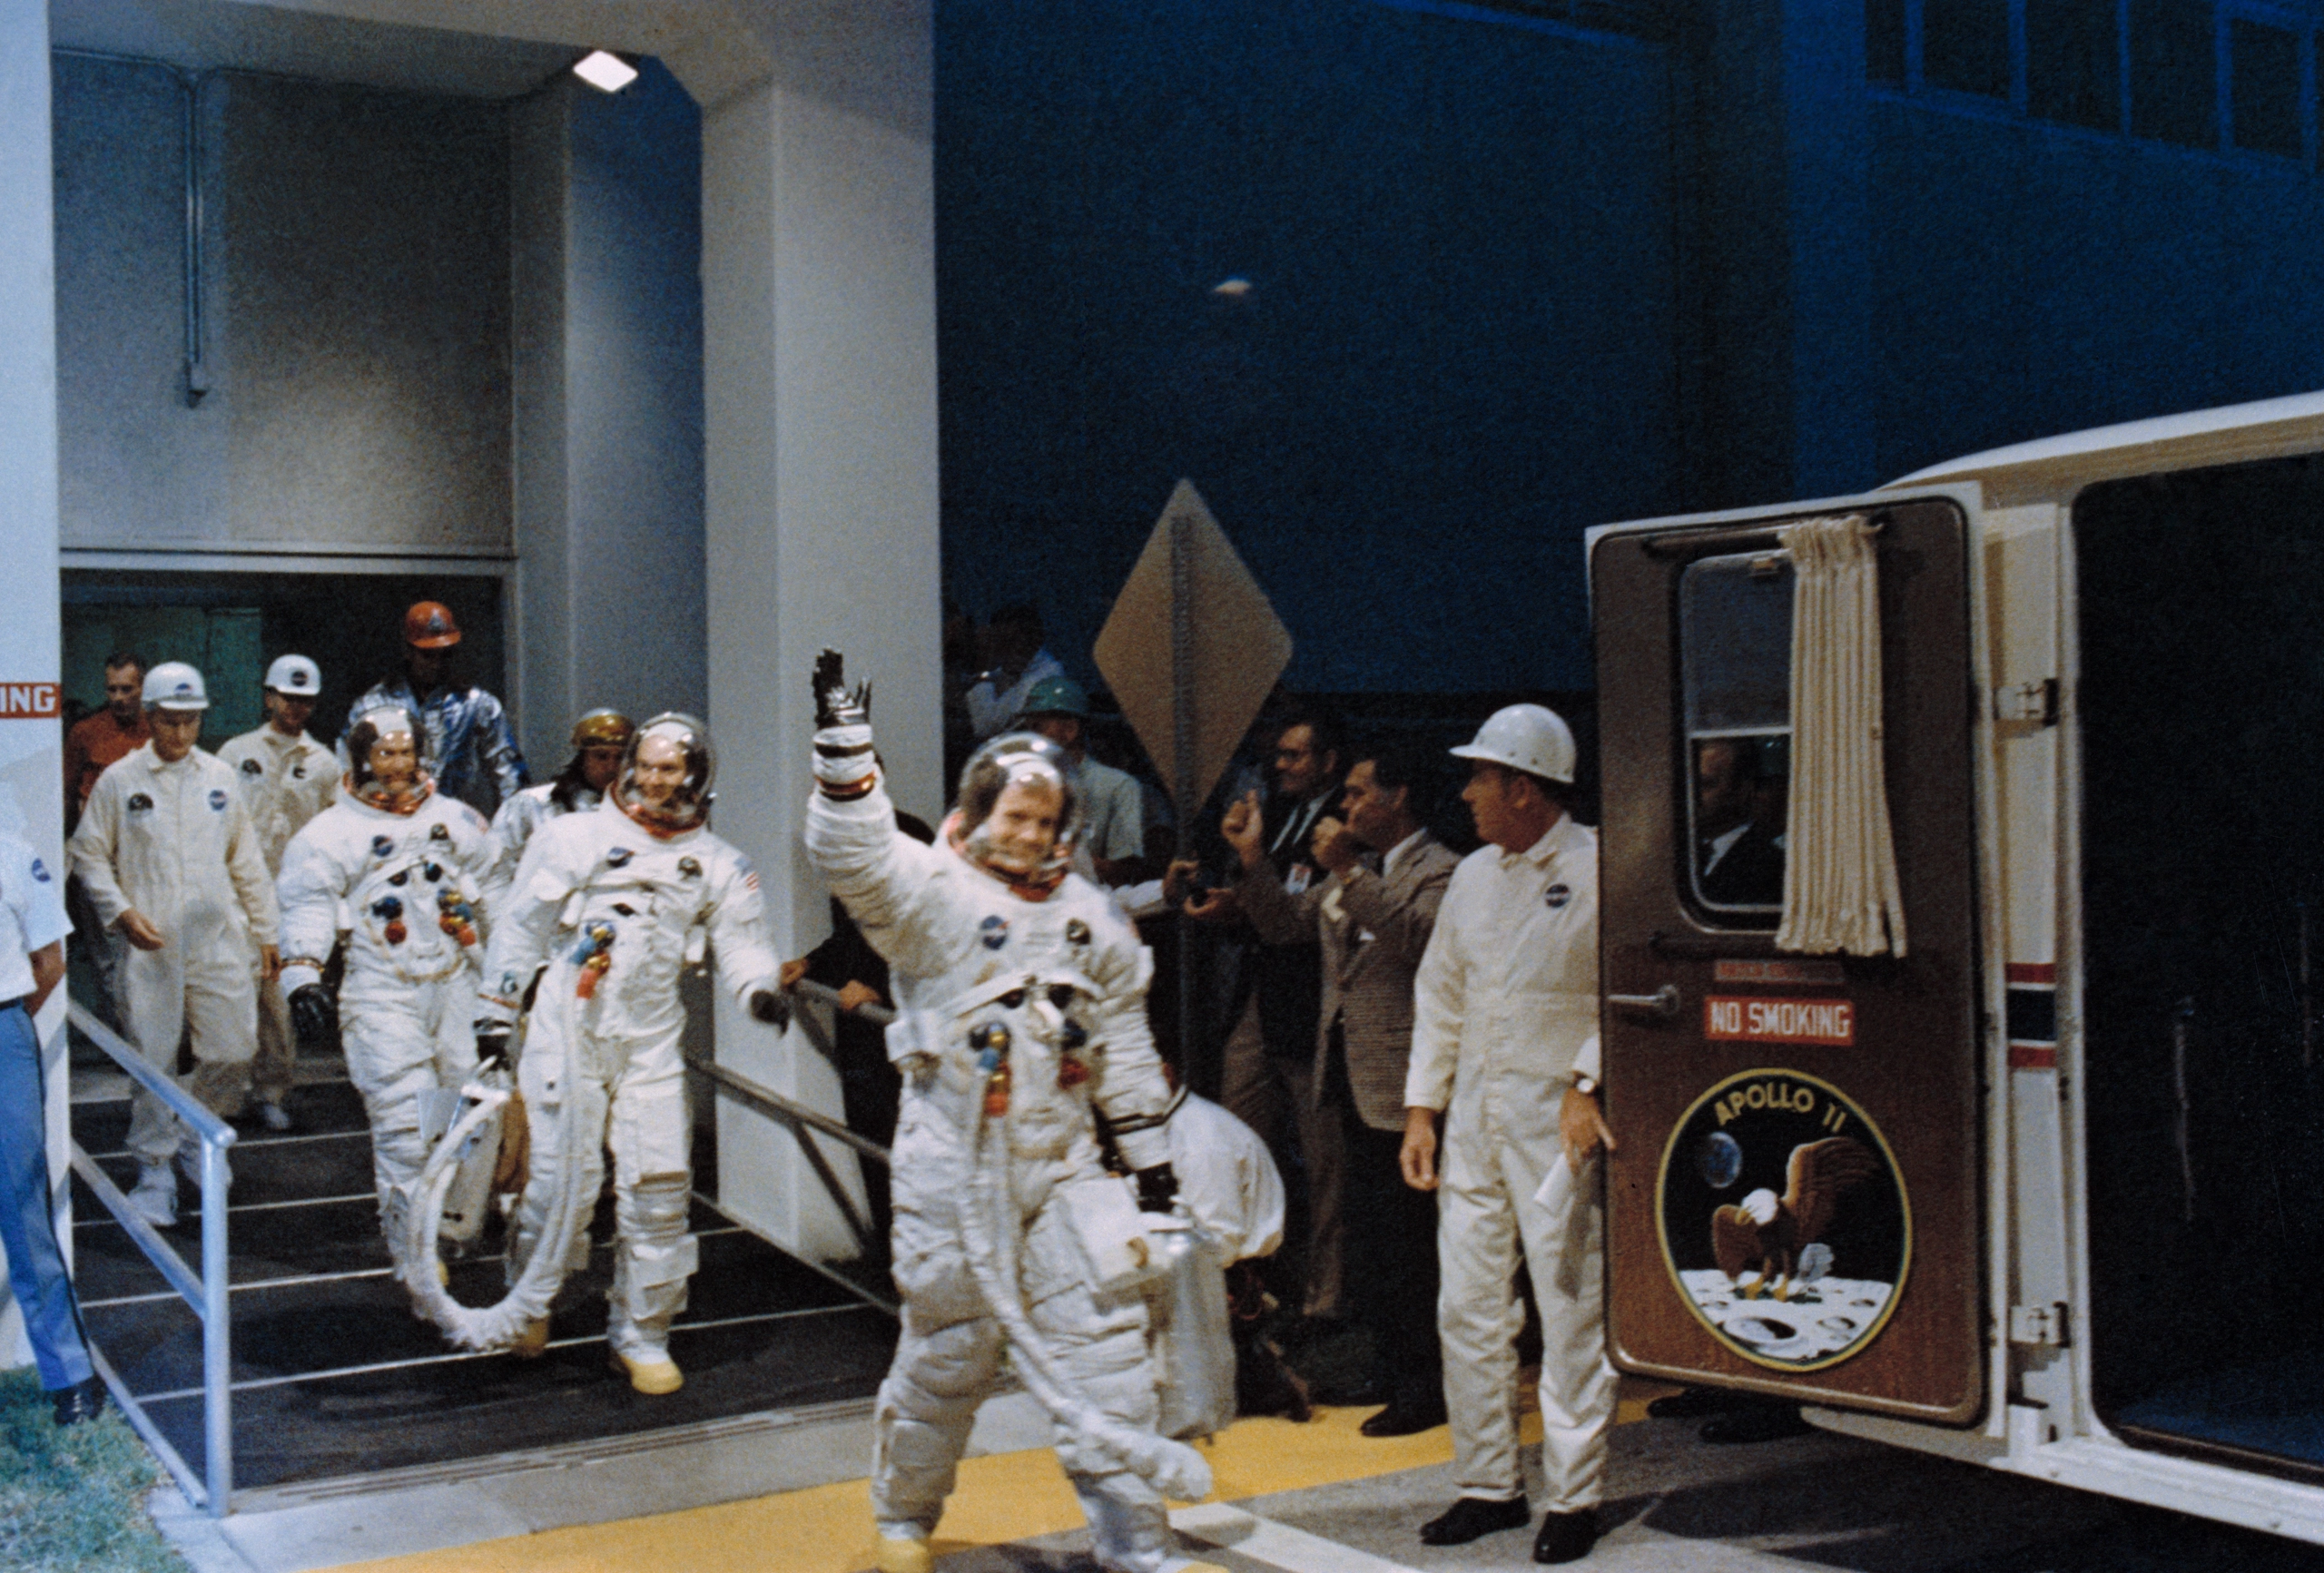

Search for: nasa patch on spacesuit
xmin=1656 ymin=1068 xmax=1907 ymax=1371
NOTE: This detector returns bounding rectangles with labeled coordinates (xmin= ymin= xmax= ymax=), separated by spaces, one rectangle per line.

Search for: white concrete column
xmin=0 ymin=0 xmax=68 ymax=1368
xmin=688 ymin=6 xmax=940 ymax=1262
xmin=509 ymin=64 xmax=712 ymax=772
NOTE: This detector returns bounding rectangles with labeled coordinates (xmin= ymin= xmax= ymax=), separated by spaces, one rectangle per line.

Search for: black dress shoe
xmin=1699 ymin=1403 xmax=1813 ymax=1444
xmin=1360 ymin=1396 xmax=1448 ymax=1437
xmin=1533 ymin=1508 xmax=1598 ymax=1564
xmin=1310 ymin=1373 xmax=1389 ymax=1407
xmin=52 ymin=1377 xmax=107 ymax=1427
xmin=1420 ymin=1494 xmax=1531 ymax=1545
xmin=1646 ymin=1385 xmax=1748 ymax=1420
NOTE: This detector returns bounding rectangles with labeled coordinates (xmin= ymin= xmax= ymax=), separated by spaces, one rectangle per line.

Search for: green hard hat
xmin=1019 ymin=675 xmax=1089 ymax=720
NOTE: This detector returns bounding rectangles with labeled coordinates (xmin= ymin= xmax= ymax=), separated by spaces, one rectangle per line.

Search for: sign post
xmin=1095 ymin=480 xmax=1291 ymax=1065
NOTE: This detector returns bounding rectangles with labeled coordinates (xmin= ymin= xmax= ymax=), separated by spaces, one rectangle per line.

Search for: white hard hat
xmin=142 ymin=661 xmax=210 ymax=712
xmin=264 ymin=654 xmax=320 ymax=696
xmin=1450 ymin=703 xmax=1575 ymax=784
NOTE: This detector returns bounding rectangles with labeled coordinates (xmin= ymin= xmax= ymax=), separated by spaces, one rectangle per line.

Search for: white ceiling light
xmin=572 ymin=50 xmax=638 ymax=93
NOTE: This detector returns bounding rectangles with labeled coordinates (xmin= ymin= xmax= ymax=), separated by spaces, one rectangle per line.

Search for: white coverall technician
xmin=479 ymin=709 xmax=633 ymax=914
xmin=219 ymin=654 xmax=336 ymax=1132
xmin=70 ymin=662 xmax=279 ymax=1228
xmin=802 ymin=652 xmax=1218 ymax=1573
xmin=475 ymin=713 xmax=783 ymax=1395
xmin=276 ymin=704 xmax=494 ymax=1283
xmin=1402 ymin=704 xmax=1614 ymax=1567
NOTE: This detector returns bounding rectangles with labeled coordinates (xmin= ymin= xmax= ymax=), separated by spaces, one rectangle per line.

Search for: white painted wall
xmin=510 ymin=62 xmax=708 ymax=774
xmin=0 ymin=0 xmax=66 ymax=1372
xmin=53 ymin=57 xmax=514 ymax=555
xmin=695 ymin=2 xmax=940 ymax=1263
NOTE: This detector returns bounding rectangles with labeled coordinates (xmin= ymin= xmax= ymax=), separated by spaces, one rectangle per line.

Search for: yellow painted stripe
xmin=330 ymin=1379 xmax=1678 ymax=1573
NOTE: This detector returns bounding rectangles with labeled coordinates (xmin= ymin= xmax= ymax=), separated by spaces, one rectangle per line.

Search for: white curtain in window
xmin=1777 ymin=514 xmax=1906 ymax=957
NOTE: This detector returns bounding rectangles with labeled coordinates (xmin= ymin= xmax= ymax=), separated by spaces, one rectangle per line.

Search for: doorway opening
xmin=2077 ymin=452 xmax=2324 ymax=1479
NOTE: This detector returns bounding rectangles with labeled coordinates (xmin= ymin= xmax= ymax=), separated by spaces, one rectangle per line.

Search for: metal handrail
xmin=66 ymin=1001 xmax=236 ymax=1518
xmin=684 ymin=977 xmax=900 ymax=1311
xmin=787 ymin=976 xmax=898 ymax=1027
xmin=684 ymin=1051 xmax=889 ymax=1164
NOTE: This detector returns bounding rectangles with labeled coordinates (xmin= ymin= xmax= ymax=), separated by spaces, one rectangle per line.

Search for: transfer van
xmin=1589 ymin=389 xmax=2324 ymax=1541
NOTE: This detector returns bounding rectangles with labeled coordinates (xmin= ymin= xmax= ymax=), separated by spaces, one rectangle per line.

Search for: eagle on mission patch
xmin=1711 ymin=1136 xmax=1878 ymax=1301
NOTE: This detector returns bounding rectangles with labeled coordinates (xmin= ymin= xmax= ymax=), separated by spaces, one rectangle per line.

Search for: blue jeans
xmin=0 ymin=1000 xmax=94 ymax=1390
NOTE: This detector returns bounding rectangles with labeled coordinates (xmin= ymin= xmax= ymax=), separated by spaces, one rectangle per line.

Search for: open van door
xmin=1590 ymin=491 xmax=1984 ymax=1424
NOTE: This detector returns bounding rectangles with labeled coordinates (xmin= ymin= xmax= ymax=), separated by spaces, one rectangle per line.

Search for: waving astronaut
xmin=474 ymin=713 xmax=784 ymax=1395
xmin=277 ymin=704 xmax=494 ymax=1286
xmin=802 ymin=652 xmax=1222 ymax=1573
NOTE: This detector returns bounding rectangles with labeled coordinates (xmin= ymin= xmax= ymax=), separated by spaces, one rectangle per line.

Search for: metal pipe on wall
xmin=53 ymin=47 xmax=211 ymax=406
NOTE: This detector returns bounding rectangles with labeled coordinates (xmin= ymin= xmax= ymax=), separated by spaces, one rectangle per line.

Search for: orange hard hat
xmin=403 ymin=601 xmax=462 ymax=649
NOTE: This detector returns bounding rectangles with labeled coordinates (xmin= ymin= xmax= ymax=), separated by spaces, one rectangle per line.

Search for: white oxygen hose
xmin=955 ymin=1105 xmax=1212 ymax=1502
xmin=400 ymin=1052 xmax=609 ymax=1352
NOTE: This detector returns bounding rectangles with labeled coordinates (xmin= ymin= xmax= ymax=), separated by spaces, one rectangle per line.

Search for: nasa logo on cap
xmin=240 ymin=758 xmax=262 ymax=776
xmin=29 ymin=857 xmax=51 ymax=883
xmin=1544 ymin=883 xmax=1571 ymax=909
xmin=371 ymin=835 xmax=394 ymax=859
xmin=980 ymin=914 xmax=1009 ymax=950
xmin=209 ymin=789 xmax=228 ymax=811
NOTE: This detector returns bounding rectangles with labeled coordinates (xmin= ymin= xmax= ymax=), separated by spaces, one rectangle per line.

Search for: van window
xmin=1679 ymin=551 xmax=1792 ymax=917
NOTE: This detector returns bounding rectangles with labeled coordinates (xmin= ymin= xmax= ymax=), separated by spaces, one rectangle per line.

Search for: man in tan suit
xmin=1226 ymin=744 xmax=1458 ymax=1436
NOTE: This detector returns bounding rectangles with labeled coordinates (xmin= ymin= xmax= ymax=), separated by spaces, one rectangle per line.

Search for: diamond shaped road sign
xmin=1094 ymin=479 xmax=1292 ymax=819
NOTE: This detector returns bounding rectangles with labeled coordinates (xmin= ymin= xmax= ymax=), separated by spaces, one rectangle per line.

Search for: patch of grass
xmin=0 ymin=1369 xmax=187 ymax=1572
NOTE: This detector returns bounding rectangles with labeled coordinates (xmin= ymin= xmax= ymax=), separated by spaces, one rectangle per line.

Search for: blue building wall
xmin=1869 ymin=97 xmax=2324 ymax=482
xmin=938 ymin=0 xmax=2324 ymax=696
xmin=936 ymin=0 xmax=1679 ymax=694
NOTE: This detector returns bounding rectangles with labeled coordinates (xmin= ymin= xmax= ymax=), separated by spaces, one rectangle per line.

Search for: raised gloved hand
xmin=748 ymin=988 xmax=791 ymax=1031
xmin=812 ymin=649 xmax=877 ymax=799
xmin=1134 ymin=1162 xmax=1181 ymax=1216
xmin=475 ymin=1021 xmax=512 ymax=1066
xmin=288 ymin=984 xmax=338 ymax=1049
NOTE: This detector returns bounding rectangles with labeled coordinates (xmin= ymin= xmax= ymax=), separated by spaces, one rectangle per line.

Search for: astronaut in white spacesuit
xmin=480 ymin=709 xmax=633 ymax=915
xmin=69 ymin=662 xmax=280 ymax=1228
xmin=802 ymin=651 xmax=1219 ymax=1573
xmin=475 ymin=713 xmax=784 ymax=1395
xmin=276 ymin=704 xmax=495 ymax=1284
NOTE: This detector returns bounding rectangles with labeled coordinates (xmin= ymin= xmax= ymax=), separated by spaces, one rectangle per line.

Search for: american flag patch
xmin=743 ymin=871 xmax=760 ymax=890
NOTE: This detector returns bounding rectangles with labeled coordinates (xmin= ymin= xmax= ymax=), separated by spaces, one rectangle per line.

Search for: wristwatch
xmin=1570 ymin=1072 xmax=1600 ymax=1097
